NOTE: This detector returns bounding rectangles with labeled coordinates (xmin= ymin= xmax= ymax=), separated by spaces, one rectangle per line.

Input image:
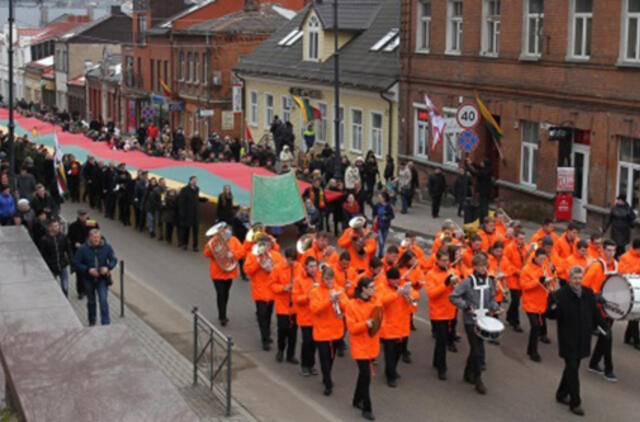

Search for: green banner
xmin=250 ymin=172 xmax=305 ymax=226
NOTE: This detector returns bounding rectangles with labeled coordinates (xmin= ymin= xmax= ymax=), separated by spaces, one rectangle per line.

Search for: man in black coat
xmin=115 ymin=164 xmax=133 ymax=226
xmin=427 ymin=167 xmax=446 ymax=218
xmin=133 ymin=170 xmax=148 ymax=232
xmin=178 ymin=176 xmax=201 ymax=251
xmin=603 ymin=195 xmax=636 ymax=258
xmin=466 ymin=158 xmax=494 ymax=221
xmin=546 ymin=266 xmax=609 ymax=416
xmin=173 ymin=128 xmax=186 ymax=156
xmin=67 ymin=209 xmax=99 ymax=299
xmin=39 ymin=219 xmax=72 ymax=296
xmin=102 ymin=162 xmax=117 ymax=219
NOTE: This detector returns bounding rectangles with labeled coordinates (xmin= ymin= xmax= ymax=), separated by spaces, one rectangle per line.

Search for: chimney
xmin=244 ymin=0 xmax=260 ymax=12
xmin=110 ymin=5 xmax=122 ymax=16
xmin=87 ymin=4 xmax=95 ymax=21
xmin=40 ymin=4 xmax=49 ymax=27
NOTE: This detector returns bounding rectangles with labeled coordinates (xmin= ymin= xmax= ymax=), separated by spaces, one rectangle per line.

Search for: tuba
xmin=296 ymin=233 xmax=316 ymax=255
xmin=245 ymin=223 xmax=266 ymax=243
xmin=349 ymin=216 xmax=371 ymax=255
xmin=252 ymin=241 xmax=274 ymax=272
xmin=205 ymin=222 xmax=237 ymax=272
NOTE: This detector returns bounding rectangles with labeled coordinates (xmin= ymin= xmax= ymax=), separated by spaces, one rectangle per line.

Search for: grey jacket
xmin=449 ymin=273 xmax=499 ymax=325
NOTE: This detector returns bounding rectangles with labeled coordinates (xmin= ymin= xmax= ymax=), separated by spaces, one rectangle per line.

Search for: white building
xmin=0 ymin=25 xmax=40 ymax=102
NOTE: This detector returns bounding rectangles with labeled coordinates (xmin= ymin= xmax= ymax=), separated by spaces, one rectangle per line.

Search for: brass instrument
xmin=205 ymin=222 xmax=237 ymax=272
xmin=495 ymin=259 xmax=510 ymax=302
xmin=251 ymin=242 xmax=274 ymax=272
xmin=367 ymin=306 xmax=384 ymax=337
xmin=330 ymin=290 xmax=344 ymax=318
xmin=296 ymin=233 xmax=315 ymax=255
xmin=245 ymin=223 xmax=266 ymax=242
xmin=496 ymin=208 xmax=513 ymax=225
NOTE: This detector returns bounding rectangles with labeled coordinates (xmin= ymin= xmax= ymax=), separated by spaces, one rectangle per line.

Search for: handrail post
xmin=226 ymin=337 xmax=232 ymax=416
xmin=119 ymin=260 xmax=125 ymax=318
xmin=193 ymin=306 xmax=198 ymax=385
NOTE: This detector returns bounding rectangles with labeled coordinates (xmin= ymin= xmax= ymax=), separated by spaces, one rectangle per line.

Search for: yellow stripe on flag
xmin=291 ymin=95 xmax=308 ymax=124
xmin=475 ymin=92 xmax=502 ymax=137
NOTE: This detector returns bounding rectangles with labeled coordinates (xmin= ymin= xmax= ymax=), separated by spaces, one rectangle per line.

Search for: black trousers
xmin=527 ymin=312 xmax=542 ymax=356
xmin=590 ymin=319 xmax=613 ymax=373
xmin=507 ymin=289 xmax=522 ymax=327
xmin=276 ymin=314 xmax=298 ymax=359
xmin=165 ymin=222 xmax=175 ymax=243
xmin=432 ymin=320 xmax=450 ymax=372
xmin=430 ymin=194 xmax=443 ymax=218
xmin=212 ymin=279 xmax=232 ymax=321
xmin=118 ymin=198 xmax=131 ymax=225
xmin=624 ymin=320 xmax=639 ymax=345
xmin=479 ymin=196 xmax=490 ymax=221
xmin=105 ymin=194 xmax=116 ymax=219
xmin=179 ymin=224 xmax=199 ymax=248
xmin=317 ymin=340 xmax=340 ymax=389
xmin=381 ymin=338 xmax=403 ymax=381
xmin=255 ymin=300 xmax=273 ymax=345
xmin=300 ymin=326 xmax=316 ymax=370
xmin=134 ymin=206 xmax=145 ymax=231
xmin=464 ymin=324 xmax=484 ymax=381
xmin=75 ymin=271 xmax=85 ymax=296
xmin=68 ymin=176 xmax=80 ymax=201
xmin=354 ymin=359 xmax=373 ymax=412
xmin=448 ymin=314 xmax=458 ymax=346
xmin=557 ymin=358 xmax=581 ymax=408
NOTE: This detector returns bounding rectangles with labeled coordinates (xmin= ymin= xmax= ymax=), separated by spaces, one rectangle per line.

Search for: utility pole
xmin=7 ymin=0 xmax=15 ymax=190
xmin=333 ymin=0 xmax=341 ymax=180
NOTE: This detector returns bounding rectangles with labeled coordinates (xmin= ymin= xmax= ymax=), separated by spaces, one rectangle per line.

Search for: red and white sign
xmin=455 ymin=103 xmax=480 ymax=129
xmin=556 ymin=167 xmax=575 ymax=192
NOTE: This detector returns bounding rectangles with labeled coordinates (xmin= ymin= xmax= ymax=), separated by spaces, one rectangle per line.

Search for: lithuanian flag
xmin=475 ymin=92 xmax=503 ymax=142
xmin=291 ymin=95 xmax=322 ymax=124
xmin=160 ymin=80 xmax=174 ymax=98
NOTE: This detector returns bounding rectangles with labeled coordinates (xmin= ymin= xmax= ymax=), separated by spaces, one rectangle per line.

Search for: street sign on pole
xmin=458 ymin=129 xmax=479 ymax=152
xmin=198 ymin=109 xmax=214 ymax=118
xmin=456 ymin=103 xmax=480 ymax=129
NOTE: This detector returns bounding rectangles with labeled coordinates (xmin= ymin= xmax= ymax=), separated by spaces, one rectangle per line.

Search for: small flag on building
xmin=53 ymin=132 xmax=68 ymax=196
xmin=245 ymin=124 xmax=254 ymax=142
xmin=291 ymin=95 xmax=321 ymax=123
xmin=475 ymin=92 xmax=503 ymax=142
xmin=424 ymin=94 xmax=446 ymax=151
xmin=159 ymin=80 xmax=175 ymax=99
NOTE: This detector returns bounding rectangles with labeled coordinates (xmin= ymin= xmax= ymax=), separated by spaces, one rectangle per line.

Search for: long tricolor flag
xmin=475 ymin=92 xmax=503 ymax=142
xmin=425 ymin=94 xmax=446 ymax=151
xmin=291 ymin=95 xmax=322 ymax=124
xmin=53 ymin=132 xmax=68 ymax=196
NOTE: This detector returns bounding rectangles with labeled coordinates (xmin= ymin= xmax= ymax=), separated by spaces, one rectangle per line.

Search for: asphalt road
xmin=61 ymin=203 xmax=640 ymax=422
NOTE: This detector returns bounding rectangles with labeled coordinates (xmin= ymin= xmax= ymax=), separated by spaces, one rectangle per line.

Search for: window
xmin=178 ymin=51 xmax=184 ymax=81
xmin=521 ymin=121 xmax=540 ymax=186
xmin=317 ymin=102 xmax=328 ymax=143
xmin=187 ymin=52 xmax=192 ymax=81
xmin=350 ymin=109 xmax=363 ymax=152
xmin=524 ymin=0 xmax=544 ymax=57
xmin=617 ymin=136 xmax=640 ymax=210
xmin=443 ymin=110 xmax=463 ymax=167
xmin=150 ymin=59 xmax=154 ymax=91
xmin=482 ymin=0 xmax=501 ymax=56
xmin=137 ymin=57 xmax=142 ymax=87
xmin=264 ymin=93 xmax=274 ymax=129
xmin=307 ymin=15 xmax=320 ymax=61
xmin=156 ymin=60 xmax=161 ymax=92
xmin=335 ymin=106 xmax=345 ymax=149
xmin=164 ymin=60 xmax=168 ymax=85
xmin=249 ymin=91 xmax=258 ymax=126
xmin=281 ymin=96 xmax=292 ymax=123
xmin=623 ymin=0 xmax=640 ymax=62
xmin=414 ymin=108 xmax=429 ymax=158
xmin=570 ymin=0 xmax=592 ymax=58
xmin=370 ymin=112 xmax=383 ymax=157
xmin=446 ymin=0 xmax=463 ymax=54
xmin=417 ymin=1 xmax=431 ymax=52
xmin=194 ymin=54 xmax=199 ymax=83
xmin=202 ymin=53 xmax=208 ymax=85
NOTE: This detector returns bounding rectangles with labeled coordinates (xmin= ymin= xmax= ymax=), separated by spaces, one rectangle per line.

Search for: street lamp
xmin=7 ymin=0 xmax=15 ymax=189
xmin=332 ymin=0 xmax=341 ymax=180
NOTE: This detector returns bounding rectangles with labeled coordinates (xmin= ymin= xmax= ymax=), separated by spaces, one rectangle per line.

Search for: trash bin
xmin=554 ymin=193 xmax=573 ymax=222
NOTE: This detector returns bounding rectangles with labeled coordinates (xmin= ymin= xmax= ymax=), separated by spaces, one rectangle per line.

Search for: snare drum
xmin=474 ymin=311 xmax=505 ymax=341
xmin=601 ymin=274 xmax=640 ymax=320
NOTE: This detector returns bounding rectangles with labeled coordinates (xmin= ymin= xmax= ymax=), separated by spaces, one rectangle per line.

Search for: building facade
xmin=400 ymin=0 xmax=640 ymax=224
xmin=86 ymin=54 xmax=123 ymax=126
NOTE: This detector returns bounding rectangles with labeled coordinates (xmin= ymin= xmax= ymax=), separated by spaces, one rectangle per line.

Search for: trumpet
xmin=330 ymin=290 xmax=343 ymax=318
xmin=245 ymin=223 xmax=266 ymax=242
xmin=496 ymin=208 xmax=513 ymax=225
xmin=252 ymin=242 xmax=274 ymax=272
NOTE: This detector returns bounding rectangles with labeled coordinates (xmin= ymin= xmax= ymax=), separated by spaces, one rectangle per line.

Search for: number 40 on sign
xmin=456 ymin=103 xmax=480 ymax=129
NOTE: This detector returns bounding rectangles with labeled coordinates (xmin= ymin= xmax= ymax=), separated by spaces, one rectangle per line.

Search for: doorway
xmin=571 ymin=143 xmax=590 ymax=223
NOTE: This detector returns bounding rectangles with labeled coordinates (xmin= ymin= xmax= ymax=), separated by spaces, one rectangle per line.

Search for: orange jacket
xmin=378 ymin=280 xmax=418 ymax=339
xmin=495 ymin=221 xmax=507 ymax=237
xmin=583 ymin=259 xmax=617 ymax=294
xmin=462 ymin=246 xmax=482 ymax=269
xmin=300 ymin=242 xmax=339 ymax=266
xmin=332 ymin=263 xmax=359 ymax=297
xmin=619 ymin=249 xmax=640 ymax=274
xmin=422 ymin=254 xmax=436 ymax=274
xmin=346 ymin=297 xmax=382 ymax=360
xmin=204 ymin=236 xmax=245 ymax=280
xmin=244 ymin=250 xmax=283 ymax=301
xmin=399 ymin=244 xmax=429 ymax=273
xmin=337 ymin=228 xmax=377 ymax=272
xmin=530 ymin=228 xmax=559 ymax=246
xmin=269 ymin=261 xmax=301 ymax=315
xmin=504 ymin=241 xmax=526 ymax=290
xmin=554 ymin=233 xmax=578 ymax=261
xmin=488 ymin=254 xmax=516 ymax=303
xmin=310 ymin=283 xmax=346 ymax=341
xmin=587 ymin=243 xmax=603 ymax=260
xmin=431 ymin=235 xmax=461 ymax=258
xmin=425 ymin=265 xmax=456 ymax=320
xmin=560 ymin=252 xmax=589 ymax=280
xmin=292 ymin=271 xmax=318 ymax=326
xmin=451 ymin=260 xmax=471 ymax=279
xmin=520 ymin=261 xmax=548 ymax=314
xmin=478 ymin=229 xmax=502 ymax=252
xmin=243 ymin=239 xmax=281 ymax=255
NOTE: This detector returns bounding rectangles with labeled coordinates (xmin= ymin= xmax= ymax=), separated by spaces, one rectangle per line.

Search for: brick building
xmin=400 ymin=0 xmax=640 ymax=225
xmin=86 ymin=54 xmax=123 ymax=126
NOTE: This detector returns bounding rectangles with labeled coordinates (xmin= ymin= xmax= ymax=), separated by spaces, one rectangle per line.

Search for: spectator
xmin=466 ymin=158 xmax=494 ymax=221
xmin=190 ymin=132 xmax=203 ymax=158
xmin=151 ymin=178 xmax=167 ymax=240
xmin=178 ymin=176 xmax=201 ymax=251
xmin=398 ymin=162 xmax=412 ymax=214
xmin=603 ymin=195 xmax=636 ymax=258
xmin=144 ymin=177 xmax=159 ymax=238
xmin=331 ymin=179 xmax=346 ymax=236
xmin=173 ymin=128 xmax=186 ymax=155
xmin=303 ymin=122 xmax=315 ymax=152
xmin=133 ymin=170 xmax=148 ymax=232
xmin=427 ymin=168 xmax=447 ymax=218
xmin=16 ymin=198 xmax=35 ymax=234
xmin=30 ymin=183 xmax=57 ymax=216
xmin=454 ymin=167 xmax=473 ymax=218
xmin=408 ymin=161 xmax=419 ymax=208
xmin=103 ymin=162 xmax=117 ymax=219
xmin=372 ymin=192 xmax=394 ymax=257
xmin=66 ymin=154 xmax=82 ymax=202
xmin=115 ymin=163 xmax=133 ymax=226
xmin=39 ymin=219 xmax=72 ymax=296
xmin=17 ymin=166 xmax=37 ymax=199
xmin=270 ymin=116 xmax=283 ymax=154
xmin=0 ymin=184 xmax=16 ymax=225
xmin=299 ymin=198 xmax=320 ymax=235
xmin=232 ymin=206 xmax=250 ymax=281
xmin=342 ymin=193 xmax=360 ymax=223
xmin=383 ymin=155 xmax=395 ymax=183
xmin=363 ymin=151 xmax=380 ymax=214
xmin=161 ymin=188 xmax=178 ymax=244
xmin=303 ymin=177 xmax=327 ymax=231
xmin=217 ymin=185 xmax=234 ymax=225
xmin=68 ymin=209 xmax=99 ymax=299
xmin=73 ymin=229 xmax=117 ymax=326
xmin=344 ymin=159 xmax=361 ymax=192
xmin=279 ymin=145 xmax=294 ymax=173
xmin=31 ymin=209 xmax=49 ymax=245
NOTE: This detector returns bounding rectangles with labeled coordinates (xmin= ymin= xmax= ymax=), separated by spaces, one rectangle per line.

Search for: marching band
xmin=202 ymin=215 xmax=640 ymax=420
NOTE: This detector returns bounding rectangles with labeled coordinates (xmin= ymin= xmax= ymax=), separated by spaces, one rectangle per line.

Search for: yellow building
xmin=235 ymin=0 xmax=399 ymax=171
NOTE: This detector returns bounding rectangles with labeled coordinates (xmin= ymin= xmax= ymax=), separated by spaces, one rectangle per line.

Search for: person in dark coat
xmin=66 ymin=154 xmax=82 ymax=202
xmin=232 ymin=206 xmax=250 ymax=281
xmin=408 ymin=161 xmax=419 ymax=208
xmin=133 ymin=170 xmax=148 ymax=232
xmin=383 ymin=156 xmax=395 ymax=183
xmin=190 ymin=132 xmax=203 ymax=159
xmin=546 ymin=265 xmax=609 ymax=416
xmin=217 ymin=185 xmax=234 ymax=225
xmin=115 ymin=164 xmax=133 ymax=226
xmin=102 ymin=162 xmax=117 ymax=219
xmin=603 ymin=195 xmax=636 ymax=258
xmin=161 ymin=189 xmax=178 ymax=243
xmin=67 ymin=209 xmax=99 ymax=299
xmin=83 ymin=156 xmax=101 ymax=209
xmin=466 ymin=158 xmax=494 ymax=221
xmin=17 ymin=166 xmax=37 ymax=199
xmin=38 ymin=219 xmax=72 ymax=296
xmin=427 ymin=168 xmax=446 ymax=218
xmin=30 ymin=183 xmax=57 ymax=216
xmin=173 ymin=128 xmax=186 ymax=156
xmin=453 ymin=167 xmax=473 ymax=217
xmin=178 ymin=176 xmax=201 ymax=251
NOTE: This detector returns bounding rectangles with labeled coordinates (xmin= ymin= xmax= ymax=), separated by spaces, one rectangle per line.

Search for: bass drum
xmin=601 ymin=274 xmax=640 ymax=320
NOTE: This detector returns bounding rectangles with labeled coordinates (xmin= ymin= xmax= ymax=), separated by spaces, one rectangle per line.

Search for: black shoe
xmin=480 ymin=363 xmax=486 ymax=371
xmin=352 ymin=400 xmax=364 ymax=410
xmin=337 ymin=348 xmax=345 ymax=357
xmin=402 ymin=353 xmax=412 ymax=364
xmin=267 ymin=338 xmax=274 ymax=344
xmin=513 ymin=325 xmax=524 ymax=333
xmin=220 ymin=318 xmax=229 ymax=326
xmin=570 ymin=406 xmax=585 ymax=416
xmin=463 ymin=373 xmax=475 ymax=384
xmin=193 ymin=247 xmax=199 ymax=252
xmin=362 ymin=411 xmax=375 ymax=421
xmin=438 ymin=371 xmax=447 ymax=381
xmin=410 ymin=320 xmax=417 ymax=331
xmin=556 ymin=396 xmax=571 ymax=406
xmin=182 ymin=245 xmax=188 ymax=251
xmin=300 ymin=367 xmax=311 ymax=377
xmin=587 ymin=364 xmax=603 ymax=375
xmin=276 ymin=350 xmax=284 ymax=362
xmin=310 ymin=367 xmax=319 ymax=376
xmin=454 ymin=334 xmax=462 ymax=343
xmin=540 ymin=336 xmax=551 ymax=344
xmin=286 ymin=357 xmax=300 ymax=365
xmin=323 ymin=387 xmax=332 ymax=396
xmin=150 ymin=232 xmax=155 ymax=238
xmin=387 ymin=378 xmax=397 ymax=388
xmin=262 ymin=343 xmax=271 ymax=351
xmin=157 ymin=236 xmax=163 ymax=241
xmin=77 ymin=293 xmax=85 ymax=300
xmin=529 ymin=354 xmax=542 ymax=363
xmin=475 ymin=379 xmax=487 ymax=395
xmin=448 ymin=344 xmax=458 ymax=353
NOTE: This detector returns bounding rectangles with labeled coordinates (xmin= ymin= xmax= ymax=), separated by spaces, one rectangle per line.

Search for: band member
xmin=359 ymin=256 xmax=386 ymax=290
xmin=425 ymin=248 xmax=457 ymax=380
xmin=448 ymin=244 xmax=467 ymax=346
xmin=302 ymin=231 xmax=339 ymax=266
xmin=587 ymin=232 xmax=604 ymax=260
xmin=554 ymin=223 xmax=580 ymax=261
xmin=583 ymin=239 xmax=618 ymax=382
xmin=346 ymin=277 xmax=380 ymax=421
xmin=269 ymin=248 xmax=301 ymax=364
xmin=462 ymin=235 xmax=483 ymax=268
xmin=520 ymin=248 xmax=551 ymax=362
xmin=560 ymin=240 xmax=590 ymax=280
xmin=244 ymin=235 xmax=282 ymax=350
xmin=547 ymin=266 xmax=610 ymax=416
xmin=504 ymin=230 xmax=526 ymax=332
xmin=450 ymin=253 xmax=499 ymax=395
xmin=432 ymin=220 xmax=462 ymax=253
xmin=530 ymin=218 xmax=559 ymax=245
xmin=398 ymin=232 xmax=427 ymax=265
xmin=338 ymin=219 xmax=377 ymax=272
xmin=379 ymin=268 xmax=418 ymax=387
xmin=333 ymin=251 xmax=359 ymax=298
xmin=310 ymin=265 xmax=347 ymax=396
xmin=293 ymin=256 xmax=319 ymax=376
xmin=383 ymin=245 xmax=399 ymax=272
xmin=488 ymin=241 xmax=515 ymax=322
xmin=619 ymin=238 xmax=640 ymax=349
xmin=397 ymin=251 xmax=423 ymax=361
xmin=203 ymin=222 xmax=245 ymax=326
xmin=423 ymin=236 xmax=453 ymax=274
xmin=478 ymin=216 xmax=502 ymax=252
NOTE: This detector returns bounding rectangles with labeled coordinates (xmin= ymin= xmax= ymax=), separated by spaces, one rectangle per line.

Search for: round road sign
xmin=456 ymin=103 xmax=480 ymax=129
xmin=458 ymin=130 xmax=479 ymax=152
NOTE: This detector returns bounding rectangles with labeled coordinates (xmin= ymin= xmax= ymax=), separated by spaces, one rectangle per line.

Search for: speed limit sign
xmin=456 ymin=103 xmax=480 ymax=129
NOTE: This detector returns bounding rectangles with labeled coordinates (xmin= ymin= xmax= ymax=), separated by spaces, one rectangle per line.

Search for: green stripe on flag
xmin=250 ymin=172 xmax=305 ymax=226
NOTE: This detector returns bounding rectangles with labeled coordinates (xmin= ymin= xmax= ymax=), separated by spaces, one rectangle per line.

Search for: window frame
xmin=316 ymin=102 xmax=328 ymax=143
xmin=370 ymin=111 xmax=384 ymax=158
xmin=178 ymin=51 xmax=184 ymax=81
xmin=442 ymin=108 xmax=463 ymax=168
xmin=187 ymin=52 xmax=193 ymax=82
xmin=616 ymin=136 xmax=640 ymax=211
xmin=446 ymin=0 xmax=464 ymax=55
xmin=193 ymin=53 xmax=199 ymax=83
xmin=520 ymin=120 xmax=540 ymax=187
xmin=414 ymin=106 xmax=429 ymax=159
xmin=264 ymin=92 xmax=274 ymax=130
xmin=280 ymin=95 xmax=292 ymax=124
xmin=350 ymin=107 xmax=364 ymax=153
xmin=416 ymin=0 xmax=431 ymax=53
xmin=333 ymin=106 xmax=345 ymax=150
xmin=202 ymin=53 xmax=208 ymax=86
xmin=481 ymin=0 xmax=501 ymax=57
xmin=522 ymin=0 xmax=544 ymax=59
xmin=307 ymin=15 xmax=320 ymax=62
xmin=568 ymin=0 xmax=593 ymax=60
xmin=622 ymin=0 xmax=640 ymax=63
xmin=249 ymin=90 xmax=258 ymax=127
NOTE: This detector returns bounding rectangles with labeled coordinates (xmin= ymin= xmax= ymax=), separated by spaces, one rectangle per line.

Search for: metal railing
xmin=192 ymin=306 xmax=233 ymax=416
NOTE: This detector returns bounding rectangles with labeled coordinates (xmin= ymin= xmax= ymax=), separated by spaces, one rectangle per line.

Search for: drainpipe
xmin=234 ymin=71 xmax=246 ymax=143
xmin=380 ymin=81 xmax=396 ymax=160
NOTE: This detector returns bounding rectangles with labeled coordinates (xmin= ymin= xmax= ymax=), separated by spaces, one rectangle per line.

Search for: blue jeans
xmin=146 ymin=211 xmax=155 ymax=235
xmin=401 ymin=194 xmax=409 ymax=213
xmin=55 ymin=266 xmax=69 ymax=296
xmin=85 ymin=278 xmax=110 ymax=326
xmin=377 ymin=227 xmax=389 ymax=257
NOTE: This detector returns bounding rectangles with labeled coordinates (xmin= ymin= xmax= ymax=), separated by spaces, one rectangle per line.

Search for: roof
xmin=68 ymin=74 xmax=86 ymax=87
xmin=174 ymin=4 xmax=291 ymax=36
xmin=313 ymin=0 xmax=382 ymax=31
xmin=23 ymin=55 xmax=54 ymax=73
xmin=158 ymin=0 xmax=216 ymax=29
xmin=234 ymin=0 xmax=399 ymax=92
xmin=30 ymin=19 xmax=92 ymax=45
xmin=86 ymin=54 xmax=122 ymax=84
xmin=58 ymin=10 xmax=132 ymax=44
